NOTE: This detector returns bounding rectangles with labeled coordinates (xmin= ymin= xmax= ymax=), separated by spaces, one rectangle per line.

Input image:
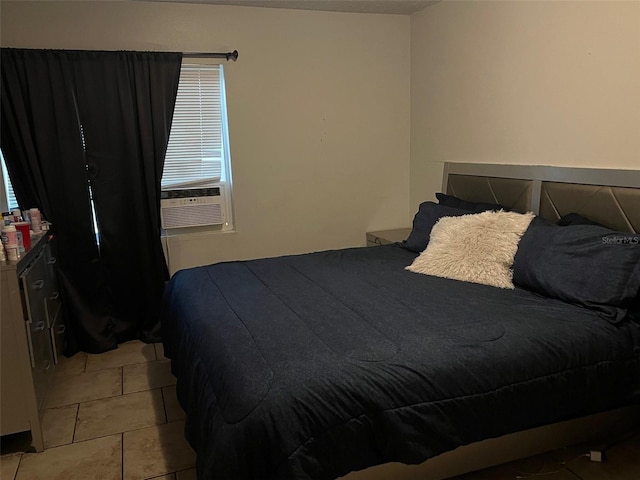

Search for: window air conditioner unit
xmin=160 ymin=187 xmax=225 ymax=229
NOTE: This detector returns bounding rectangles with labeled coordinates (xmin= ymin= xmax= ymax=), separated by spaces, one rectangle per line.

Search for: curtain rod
xmin=183 ymin=50 xmax=238 ymax=61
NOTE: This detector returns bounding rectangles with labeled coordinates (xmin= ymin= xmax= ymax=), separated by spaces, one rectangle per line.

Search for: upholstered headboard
xmin=442 ymin=163 xmax=640 ymax=233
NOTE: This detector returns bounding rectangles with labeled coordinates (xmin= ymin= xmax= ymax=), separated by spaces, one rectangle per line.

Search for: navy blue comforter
xmin=161 ymin=245 xmax=640 ymax=480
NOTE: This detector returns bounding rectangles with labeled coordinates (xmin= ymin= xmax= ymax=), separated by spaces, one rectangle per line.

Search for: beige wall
xmin=411 ymin=0 xmax=640 ymax=210
xmin=4 ymin=0 xmax=639 ymax=271
xmin=1 ymin=1 xmax=411 ymax=273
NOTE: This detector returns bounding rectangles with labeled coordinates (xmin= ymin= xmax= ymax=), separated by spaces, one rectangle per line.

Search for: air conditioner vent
xmin=161 ymin=187 xmax=225 ymax=229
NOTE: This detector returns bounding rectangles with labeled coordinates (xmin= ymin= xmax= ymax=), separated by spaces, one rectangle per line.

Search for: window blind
xmin=162 ymin=64 xmax=225 ymax=188
xmin=1 ymin=151 xmax=19 ymax=210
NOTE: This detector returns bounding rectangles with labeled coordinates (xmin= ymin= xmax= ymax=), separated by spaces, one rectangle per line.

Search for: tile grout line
xmin=40 ymin=421 xmax=175 ymax=451
xmin=46 ymin=362 xmax=130 ymax=409
xmin=71 ymin=403 xmax=80 ymax=444
xmin=85 ymin=358 xmax=158 ymax=374
xmin=16 ymin=432 xmax=125 ymax=457
xmin=72 ymin=389 xmax=168 ymax=443
xmin=566 ymin=464 xmax=587 ymax=480
xmin=14 ymin=453 xmax=25 ymax=480
xmin=47 ymin=391 xmax=124 ymax=411
xmin=161 ymin=386 xmax=169 ymax=424
xmin=121 ymin=432 xmax=125 ymax=480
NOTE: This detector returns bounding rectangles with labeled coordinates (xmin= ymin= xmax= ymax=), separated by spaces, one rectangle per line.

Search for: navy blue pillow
xmin=513 ymin=218 xmax=640 ymax=323
xmin=402 ymin=202 xmax=471 ymax=253
xmin=436 ymin=193 xmax=507 ymax=213
xmin=557 ymin=213 xmax=605 ymax=228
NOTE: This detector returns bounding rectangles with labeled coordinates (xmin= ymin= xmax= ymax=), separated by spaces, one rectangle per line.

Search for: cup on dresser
xmin=13 ymin=222 xmax=31 ymax=250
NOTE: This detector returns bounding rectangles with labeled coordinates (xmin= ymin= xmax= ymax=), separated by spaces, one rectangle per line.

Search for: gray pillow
xmin=403 ymin=202 xmax=472 ymax=253
xmin=436 ymin=193 xmax=507 ymax=213
xmin=513 ymin=218 xmax=640 ymax=323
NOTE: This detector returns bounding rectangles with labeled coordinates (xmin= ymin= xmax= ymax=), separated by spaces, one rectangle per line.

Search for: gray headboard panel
xmin=442 ymin=163 xmax=640 ymax=233
xmin=539 ymin=183 xmax=640 ymax=233
xmin=446 ymin=175 xmax=532 ymax=214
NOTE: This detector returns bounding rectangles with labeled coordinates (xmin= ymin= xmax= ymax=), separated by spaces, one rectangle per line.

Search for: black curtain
xmin=1 ymin=48 xmax=182 ymax=353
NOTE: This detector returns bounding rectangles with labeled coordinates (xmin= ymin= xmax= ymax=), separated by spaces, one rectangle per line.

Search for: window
xmin=2 ymin=63 xmax=234 ymax=226
xmin=1 ymin=150 xmax=19 ymax=213
xmin=162 ymin=63 xmax=234 ymax=231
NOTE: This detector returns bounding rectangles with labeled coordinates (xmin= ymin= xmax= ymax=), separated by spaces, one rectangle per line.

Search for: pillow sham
xmin=402 ymin=202 xmax=472 ymax=253
xmin=436 ymin=192 xmax=507 ymax=213
xmin=406 ymin=210 xmax=535 ymax=289
xmin=557 ymin=213 xmax=605 ymax=228
xmin=513 ymin=220 xmax=640 ymax=323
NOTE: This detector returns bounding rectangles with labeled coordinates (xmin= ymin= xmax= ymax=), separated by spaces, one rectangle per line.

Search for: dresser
xmin=0 ymin=233 xmax=64 ymax=452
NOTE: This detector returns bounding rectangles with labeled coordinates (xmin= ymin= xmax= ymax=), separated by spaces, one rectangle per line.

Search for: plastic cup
xmin=13 ymin=222 xmax=31 ymax=250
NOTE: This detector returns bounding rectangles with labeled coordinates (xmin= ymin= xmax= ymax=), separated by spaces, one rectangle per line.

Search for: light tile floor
xmin=1 ymin=340 xmax=639 ymax=480
xmin=1 ymin=340 xmax=196 ymax=480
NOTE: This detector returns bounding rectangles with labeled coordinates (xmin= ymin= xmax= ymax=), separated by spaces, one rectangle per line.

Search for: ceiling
xmin=140 ymin=0 xmax=440 ymax=15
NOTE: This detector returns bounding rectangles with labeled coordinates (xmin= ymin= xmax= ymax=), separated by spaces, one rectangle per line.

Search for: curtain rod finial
xmin=228 ymin=50 xmax=239 ymax=61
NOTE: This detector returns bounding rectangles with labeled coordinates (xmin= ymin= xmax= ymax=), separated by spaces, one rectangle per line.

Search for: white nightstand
xmin=366 ymin=228 xmax=411 ymax=247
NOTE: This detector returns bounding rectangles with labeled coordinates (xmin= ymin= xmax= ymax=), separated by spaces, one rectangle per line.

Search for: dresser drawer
xmin=44 ymin=243 xmax=59 ymax=291
xmin=30 ymin=320 xmax=53 ymax=410
xmin=22 ymin=250 xmax=49 ymax=328
xmin=49 ymin=304 xmax=65 ymax=365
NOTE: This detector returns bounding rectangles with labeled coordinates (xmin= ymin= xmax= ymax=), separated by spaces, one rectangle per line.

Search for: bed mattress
xmin=161 ymin=245 xmax=640 ymax=480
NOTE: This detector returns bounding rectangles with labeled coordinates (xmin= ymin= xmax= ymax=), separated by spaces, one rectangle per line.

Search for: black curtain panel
xmin=1 ymin=48 xmax=112 ymax=354
xmin=71 ymin=51 xmax=182 ymax=343
xmin=0 ymin=48 xmax=182 ymax=352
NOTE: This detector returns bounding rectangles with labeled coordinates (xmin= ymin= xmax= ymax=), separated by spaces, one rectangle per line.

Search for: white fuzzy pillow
xmin=406 ymin=210 xmax=535 ymax=289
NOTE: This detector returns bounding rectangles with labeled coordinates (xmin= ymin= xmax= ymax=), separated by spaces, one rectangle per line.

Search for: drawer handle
xmin=34 ymin=321 xmax=46 ymax=332
xmin=56 ymin=324 xmax=66 ymax=335
xmin=47 ymin=257 xmax=57 ymax=265
xmin=43 ymin=360 xmax=52 ymax=371
xmin=49 ymin=291 xmax=60 ymax=301
xmin=32 ymin=280 xmax=45 ymax=290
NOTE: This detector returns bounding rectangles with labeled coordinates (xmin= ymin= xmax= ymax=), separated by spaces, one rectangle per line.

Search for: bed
xmin=162 ymin=163 xmax=640 ymax=480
